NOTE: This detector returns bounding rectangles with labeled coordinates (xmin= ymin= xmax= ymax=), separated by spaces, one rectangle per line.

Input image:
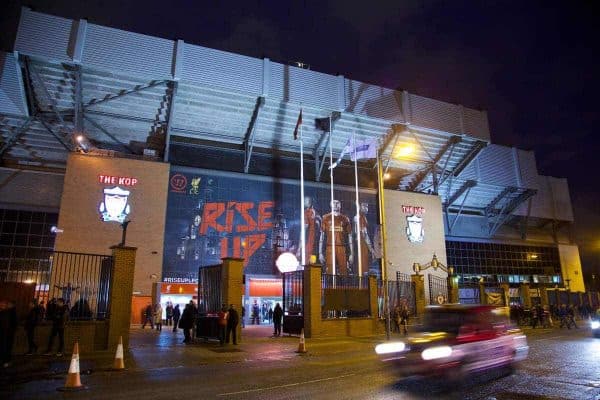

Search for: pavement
xmin=0 ymin=323 xmax=388 ymax=388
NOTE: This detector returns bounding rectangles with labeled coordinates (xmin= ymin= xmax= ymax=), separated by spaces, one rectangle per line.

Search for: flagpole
xmin=299 ymin=111 xmax=306 ymax=268
xmin=353 ymin=132 xmax=362 ymax=276
xmin=328 ymin=116 xmax=335 ymax=275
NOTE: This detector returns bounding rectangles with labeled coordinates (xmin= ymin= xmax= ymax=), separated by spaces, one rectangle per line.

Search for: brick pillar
xmin=411 ymin=273 xmax=425 ymax=316
xmin=500 ymin=283 xmax=510 ymax=306
xmin=368 ymin=275 xmax=378 ymax=318
xmin=107 ymin=246 xmax=137 ymax=351
xmin=521 ymin=283 xmax=531 ymax=309
xmin=221 ymin=258 xmax=244 ymax=343
xmin=447 ymin=275 xmax=459 ymax=304
xmin=479 ymin=282 xmax=486 ymax=304
xmin=303 ymin=264 xmax=322 ymax=338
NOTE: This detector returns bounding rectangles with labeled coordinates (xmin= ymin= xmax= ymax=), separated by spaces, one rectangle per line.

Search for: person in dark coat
xmin=217 ymin=305 xmax=228 ymax=346
xmin=44 ymin=298 xmax=68 ymax=356
xmin=25 ymin=299 xmax=43 ymax=355
xmin=226 ymin=304 xmax=239 ymax=345
xmin=165 ymin=302 xmax=174 ymax=326
xmin=179 ymin=304 xmax=194 ymax=344
xmin=0 ymin=300 xmax=18 ymax=367
xmin=272 ymin=303 xmax=283 ymax=337
xmin=142 ymin=303 xmax=154 ymax=329
xmin=172 ymin=304 xmax=181 ymax=333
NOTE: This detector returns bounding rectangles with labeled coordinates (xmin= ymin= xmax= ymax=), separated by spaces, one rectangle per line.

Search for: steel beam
xmin=446 ymin=179 xmax=477 ymax=207
xmin=485 ymin=186 xmax=518 ymax=216
xmin=449 ymin=185 xmax=474 ymax=233
xmin=37 ymin=119 xmax=72 ymax=151
xmin=408 ymin=135 xmax=461 ymax=192
xmin=73 ymin=65 xmax=84 ymax=133
xmin=164 ymin=81 xmax=180 ymax=162
xmin=488 ymin=189 xmax=537 ymax=237
xmin=84 ymin=80 xmax=168 ymax=109
xmin=0 ymin=117 xmax=33 ymax=157
xmin=243 ymin=96 xmax=265 ymax=173
xmin=452 ymin=140 xmax=487 ymax=177
xmin=83 ymin=115 xmax=135 ymax=154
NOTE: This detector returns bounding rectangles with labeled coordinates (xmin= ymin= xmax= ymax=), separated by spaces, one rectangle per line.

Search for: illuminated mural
xmin=162 ymin=167 xmax=379 ymax=283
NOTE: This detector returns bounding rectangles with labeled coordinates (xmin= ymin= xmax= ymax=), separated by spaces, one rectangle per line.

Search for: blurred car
xmin=591 ymin=318 xmax=600 ymax=337
xmin=375 ymin=304 xmax=528 ymax=381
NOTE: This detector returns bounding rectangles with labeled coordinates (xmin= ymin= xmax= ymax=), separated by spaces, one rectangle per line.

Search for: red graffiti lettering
xmin=200 ymin=203 xmax=226 ymax=234
xmin=236 ymin=202 xmax=256 ymax=233
xmin=258 ymin=201 xmax=274 ymax=230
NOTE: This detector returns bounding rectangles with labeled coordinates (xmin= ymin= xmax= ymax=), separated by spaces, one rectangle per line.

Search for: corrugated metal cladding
xmin=477 ymin=145 xmax=519 ymax=187
xmin=268 ymin=62 xmax=339 ymax=109
xmin=343 ymin=79 xmax=404 ymax=122
xmin=14 ymin=9 xmax=73 ymax=62
xmin=409 ymin=94 xmax=462 ymax=134
xmin=0 ymin=53 xmax=28 ymax=116
xmin=549 ymin=177 xmax=574 ymax=221
xmin=83 ymin=24 xmax=173 ymax=79
xmin=0 ymin=168 xmax=64 ymax=210
xmin=181 ymin=43 xmax=262 ymax=95
xmin=462 ymin=107 xmax=490 ymax=141
xmin=456 ymin=157 xmax=479 ymax=181
xmin=516 ymin=150 xmax=538 ymax=188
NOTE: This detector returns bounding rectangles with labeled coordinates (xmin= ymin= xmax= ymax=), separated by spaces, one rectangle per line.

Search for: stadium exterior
xmin=0 ymin=8 xmax=584 ymax=321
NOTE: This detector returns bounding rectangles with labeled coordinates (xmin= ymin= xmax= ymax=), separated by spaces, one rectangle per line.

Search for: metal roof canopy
xmin=0 ymin=8 xmax=541 ymax=237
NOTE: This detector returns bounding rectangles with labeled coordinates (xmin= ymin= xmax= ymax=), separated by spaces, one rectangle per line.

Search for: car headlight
xmin=591 ymin=320 xmax=600 ymax=330
xmin=375 ymin=342 xmax=406 ymax=355
xmin=421 ymin=346 xmax=453 ymax=360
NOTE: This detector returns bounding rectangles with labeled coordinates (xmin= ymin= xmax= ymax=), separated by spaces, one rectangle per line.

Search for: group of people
xmin=511 ymin=302 xmax=598 ymax=329
xmin=142 ymin=301 xmax=183 ymax=332
xmin=392 ymin=302 xmax=410 ymax=336
xmin=0 ymin=297 xmax=71 ymax=368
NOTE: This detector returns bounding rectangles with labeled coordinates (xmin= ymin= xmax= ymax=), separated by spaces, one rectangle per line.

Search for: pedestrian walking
xmin=217 ymin=305 xmax=229 ymax=346
xmin=399 ymin=303 xmax=410 ymax=336
xmin=226 ymin=304 xmax=239 ymax=345
xmin=44 ymin=298 xmax=68 ymax=357
xmin=0 ymin=299 xmax=18 ymax=367
xmin=154 ymin=303 xmax=163 ymax=331
xmin=165 ymin=302 xmax=173 ymax=327
xmin=392 ymin=305 xmax=401 ymax=333
xmin=268 ymin=307 xmax=273 ymax=324
xmin=179 ymin=303 xmax=194 ymax=344
xmin=142 ymin=302 xmax=154 ymax=329
xmin=241 ymin=305 xmax=245 ymax=328
xmin=252 ymin=302 xmax=260 ymax=325
xmin=25 ymin=299 xmax=42 ymax=355
xmin=272 ymin=303 xmax=283 ymax=337
xmin=172 ymin=304 xmax=181 ymax=333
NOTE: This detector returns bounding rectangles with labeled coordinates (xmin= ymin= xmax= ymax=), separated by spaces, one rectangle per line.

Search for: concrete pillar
xmin=107 ymin=246 xmax=137 ymax=350
xmin=500 ymin=283 xmax=510 ymax=307
xmin=479 ymin=282 xmax=486 ymax=304
xmin=521 ymin=283 xmax=531 ymax=309
xmin=221 ymin=258 xmax=244 ymax=343
xmin=303 ymin=264 xmax=322 ymax=338
xmin=411 ymin=274 xmax=425 ymax=316
xmin=447 ymin=275 xmax=459 ymax=304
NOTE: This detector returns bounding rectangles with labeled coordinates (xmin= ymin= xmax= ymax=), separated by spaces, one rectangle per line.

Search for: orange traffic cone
xmin=113 ymin=336 xmax=125 ymax=371
xmin=57 ymin=342 xmax=87 ymax=391
xmin=295 ymin=329 xmax=307 ymax=354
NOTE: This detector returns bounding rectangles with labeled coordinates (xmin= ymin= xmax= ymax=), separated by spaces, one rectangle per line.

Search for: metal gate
xmin=282 ymin=271 xmax=303 ymax=334
xmin=198 ymin=264 xmax=222 ymax=314
xmin=428 ymin=274 xmax=448 ymax=305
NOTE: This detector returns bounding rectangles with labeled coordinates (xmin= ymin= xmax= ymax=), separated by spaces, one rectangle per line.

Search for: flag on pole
xmin=293 ymin=109 xmax=303 ymax=140
xmin=330 ymin=137 xmax=378 ymax=169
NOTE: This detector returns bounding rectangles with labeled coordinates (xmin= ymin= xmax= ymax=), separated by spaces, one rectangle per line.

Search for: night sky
xmin=2 ymin=1 xmax=599 ymax=277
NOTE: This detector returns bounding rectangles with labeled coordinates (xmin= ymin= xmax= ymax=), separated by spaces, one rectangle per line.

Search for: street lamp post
xmin=376 ymin=149 xmax=391 ymax=340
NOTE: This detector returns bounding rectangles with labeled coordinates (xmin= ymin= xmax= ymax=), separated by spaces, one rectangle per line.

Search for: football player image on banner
xmin=319 ymin=200 xmax=354 ymax=275
xmin=355 ymin=202 xmax=376 ymax=273
xmin=296 ymin=196 xmax=322 ymax=265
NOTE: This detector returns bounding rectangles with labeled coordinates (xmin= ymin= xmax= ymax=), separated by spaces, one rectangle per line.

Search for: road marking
xmin=217 ymin=373 xmax=356 ymax=396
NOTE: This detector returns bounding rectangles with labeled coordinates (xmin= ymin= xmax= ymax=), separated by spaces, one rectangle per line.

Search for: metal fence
xmin=198 ymin=264 xmax=222 ymax=314
xmin=0 ymin=247 xmax=113 ymax=320
xmin=428 ymin=274 xmax=448 ymax=305
xmin=377 ymin=273 xmax=416 ymax=318
xmin=322 ymin=274 xmax=370 ymax=318
xmin=282 ymin=271 xmax=304 ymax=315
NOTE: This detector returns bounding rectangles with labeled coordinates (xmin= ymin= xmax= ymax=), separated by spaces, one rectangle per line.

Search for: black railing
xmin=0 ymin=248 xmax=113 ymax=320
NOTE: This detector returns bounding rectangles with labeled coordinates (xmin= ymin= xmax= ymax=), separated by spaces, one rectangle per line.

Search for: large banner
xmin=163 ymin=167 xmax=379 ymax=283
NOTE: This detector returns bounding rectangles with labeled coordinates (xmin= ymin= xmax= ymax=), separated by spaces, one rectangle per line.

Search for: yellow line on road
xmin=217 ymin=373 xmax=356 ymax=396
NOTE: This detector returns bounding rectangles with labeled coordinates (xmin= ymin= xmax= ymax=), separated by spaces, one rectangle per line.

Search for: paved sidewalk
xmin=0 ymin=324 xmax=389 ymax=387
